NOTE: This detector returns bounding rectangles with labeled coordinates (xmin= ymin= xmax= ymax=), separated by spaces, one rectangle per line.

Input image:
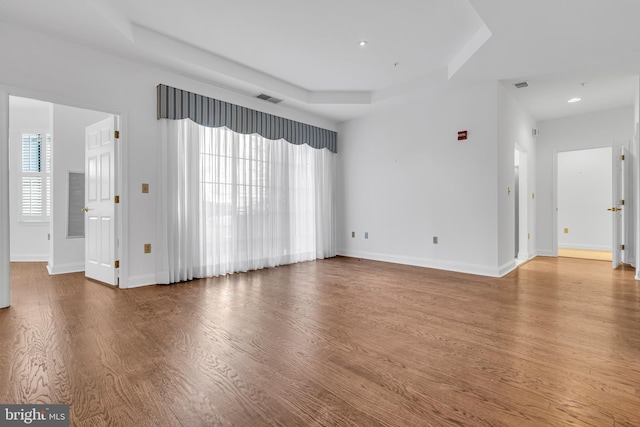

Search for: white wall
xmin=497 ymin=84 xmax=537 ymax=266
xmin=536 ymin=107 xmax=633 ymax=256
xmin=557 ymin=148 xmax=612 ymax=251
xmin=0 ymin=23 xmax=337 ymax=288
xmin=634 ymin=76 xmax=640 ymax=277
xmin=8 ymin=97 xmax=52 ymax=261
xmin=49 ymin=104 xmax=112 ymax=274
xmin=337 ymin=80 xmax=503 ymax=276
xmin=1 ymin=89 xmax=8 ymax=308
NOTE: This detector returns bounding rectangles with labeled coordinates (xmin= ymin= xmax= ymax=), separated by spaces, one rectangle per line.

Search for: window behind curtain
xmin=198 ymin=128 xmax=320 ymax=270
xmin=21 ymin=131 xmax=51 ymax=221
xmin=157 ymin=119 xmax=335 ymax=284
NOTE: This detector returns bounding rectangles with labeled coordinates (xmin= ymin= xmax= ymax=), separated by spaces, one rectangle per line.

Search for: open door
xmin=612 ymin=146 xmax=630 ymax=269
xmin=84 ymin=117 xmax=117 ymax=285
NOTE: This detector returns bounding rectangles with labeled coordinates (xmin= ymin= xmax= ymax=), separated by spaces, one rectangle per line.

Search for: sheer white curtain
xmin=158 ymin=119 xmax=335 ymax=284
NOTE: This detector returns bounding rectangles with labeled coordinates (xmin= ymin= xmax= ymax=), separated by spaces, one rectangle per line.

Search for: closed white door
xmin=85 ymin=117 xmax=117 ymax=285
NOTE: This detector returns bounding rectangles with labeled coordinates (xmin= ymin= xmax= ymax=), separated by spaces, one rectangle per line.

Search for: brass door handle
xmin=608 ymin=207 xmax=621 ymax=212
xmin=82 ymin=207 xmax=89 ymax=212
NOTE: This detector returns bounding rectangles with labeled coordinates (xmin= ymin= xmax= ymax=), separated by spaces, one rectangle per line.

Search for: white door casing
xmin=622 ymin=145 xmax=634 ymax=266
xmin=612 ymin=146 xmax=627 ymax=269
xmin=85 ymin=117 xmax=117 ymax=285
xmin=0 ymin=89 xmax=9 ymax=308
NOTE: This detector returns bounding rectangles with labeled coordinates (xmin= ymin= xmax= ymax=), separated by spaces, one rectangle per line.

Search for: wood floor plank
xmin=1 ymin=257 xmax=640 ymax=426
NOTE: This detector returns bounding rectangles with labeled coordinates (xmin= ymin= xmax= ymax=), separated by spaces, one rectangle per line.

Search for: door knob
xmin=82 ymin=207 xmax=89 ymax=212
xmin=607 ymin=207 xmax=621 ymax=212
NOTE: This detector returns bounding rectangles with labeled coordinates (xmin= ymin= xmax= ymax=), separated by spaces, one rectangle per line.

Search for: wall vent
xmin=256 ymin=94 xmax=283 ymax=104
xmin=514 ymin=81 xmax=529 ymax=89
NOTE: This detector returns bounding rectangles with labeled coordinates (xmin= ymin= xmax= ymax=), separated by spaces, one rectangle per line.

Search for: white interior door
xmin=621 ymin=145 xmax=634 ymax=266
xmin=85 ymin=117 xmax=117 ymax=285
xmin=612 ymin=146 xmax=625 ymax=268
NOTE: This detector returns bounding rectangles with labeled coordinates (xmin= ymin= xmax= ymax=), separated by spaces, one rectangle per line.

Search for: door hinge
xmin=115 ymin=260 xmax=120 ymax=268
xmin=622 ymin=199 xmax=625 ymax=205
xmin=114 ymin=130 xmax=120 ymax=139
xmin=114 ymin=195 xmax=120 ymax=204
xmin=621 ymin=245 xmax=625 ymax=251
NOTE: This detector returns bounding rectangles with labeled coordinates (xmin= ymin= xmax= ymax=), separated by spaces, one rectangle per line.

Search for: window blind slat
xmin=22 ymin=176 xmax=43 ymax=216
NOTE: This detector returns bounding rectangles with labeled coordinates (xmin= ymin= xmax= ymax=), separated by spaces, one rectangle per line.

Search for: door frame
xmin=552 ymin=145 xmax=615 ymax=260
xmin=0 ymin=89 xmax=9 ymax=308
xmin=0 ymin=84 xmax=128 ymax=303
xmin=515 ymin=145 xmax=529 ymax=261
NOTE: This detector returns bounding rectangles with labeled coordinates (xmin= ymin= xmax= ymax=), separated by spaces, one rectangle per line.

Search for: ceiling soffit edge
xmin=36 ymin=0 xmax=492 ymax=111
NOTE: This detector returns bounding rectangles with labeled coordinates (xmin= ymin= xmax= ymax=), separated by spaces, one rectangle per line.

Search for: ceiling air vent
xmin=514 ymin=81 xmax=529 ymax=89
xmin=256 ymin=94 xmax=283 ymax=104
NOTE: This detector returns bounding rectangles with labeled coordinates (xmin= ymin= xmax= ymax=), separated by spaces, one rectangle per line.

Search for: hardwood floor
xmin=558 ymin=248 xmax=613 ymax=262
xmin=1 ymin=257 xmax=640 ymax=426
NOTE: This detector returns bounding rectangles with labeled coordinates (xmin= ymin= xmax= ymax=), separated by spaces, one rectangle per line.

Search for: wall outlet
xmin=364 ymin=232 xmax=369 ymax=239
xmin=144 ymin=243 xmax=152 ymax=254
xmin=433 ymin=236 xmax=438 ymax=244
xmin=351 ymin=231 xmax=355 ymax=238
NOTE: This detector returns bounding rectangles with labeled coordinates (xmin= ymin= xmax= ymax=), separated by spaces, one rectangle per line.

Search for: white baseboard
xmin=558 ymin=244 xmax=612 ymax=251
xmin=47 ymin=262 xmax=84 ymax=275
xmin=536 ymin=249 xmax=556 ymax=257
xmin=123 ymin=274 xmax=157 ymax=289
xmin=498 ymin=259 xmax=517 ymax=276
xmin=337 ymin=249 xmax=514 ymax=278
xmin=10 ymin=254 xmax=48 ymax=262
xmin=502 ymin=256 xmax=539 ymax=274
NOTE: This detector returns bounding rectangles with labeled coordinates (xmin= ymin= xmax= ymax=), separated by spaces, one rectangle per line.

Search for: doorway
xmin=8 ymin=96 xmax=119 ymax=282
xmin=556 ymin=147 xmax=612 ymax=261
xmin=515 ymin=147 xmax=529 ymax=263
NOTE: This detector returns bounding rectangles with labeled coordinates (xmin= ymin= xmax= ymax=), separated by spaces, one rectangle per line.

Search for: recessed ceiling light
xmin=358 ymin=40 xmax=368 ymax=47
xmin=568 ymin=97 xmax=582 ymax=103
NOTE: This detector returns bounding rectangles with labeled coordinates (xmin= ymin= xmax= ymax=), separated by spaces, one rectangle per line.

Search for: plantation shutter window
xmin=20 ymin=131 xmax=51 ymax=221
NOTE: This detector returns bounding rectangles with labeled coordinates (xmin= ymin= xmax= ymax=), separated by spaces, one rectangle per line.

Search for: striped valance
xmin=157 ymin=84 xmax=337 ymax=153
